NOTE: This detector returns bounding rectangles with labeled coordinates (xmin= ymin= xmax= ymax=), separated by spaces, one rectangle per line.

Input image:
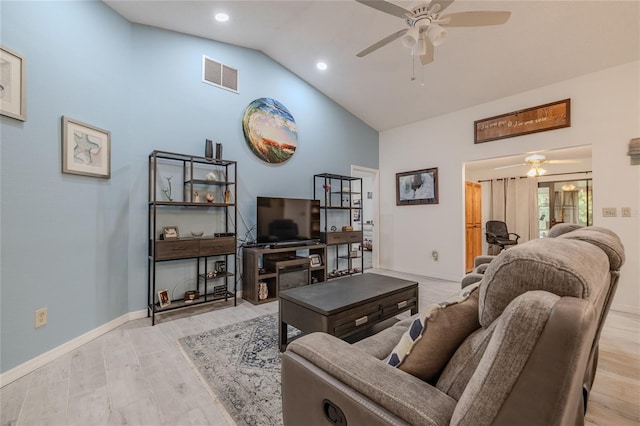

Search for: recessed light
xmin=316 ymin=62 xmax=328 ymax=71
xmin=215 ymin=13 xmax=229 ymax=22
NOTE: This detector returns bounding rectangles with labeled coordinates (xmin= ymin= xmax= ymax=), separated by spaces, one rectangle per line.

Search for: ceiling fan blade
xmin=428 ymin=0 xmax=455 ymax=14
xmin=357 ymin=29 xmax=408 ymax=57
xmin=440 ymin=11 xmax=511 ymax=27
xmin=420 ymin=38 xmax=434 ymax=65
xmin=546 ymin=159 xmax=581 ymax=164
xmin=494 ymin=163 xmax=526 ymax=170
xmin=355 ymin=0 xmax=412 ymax=18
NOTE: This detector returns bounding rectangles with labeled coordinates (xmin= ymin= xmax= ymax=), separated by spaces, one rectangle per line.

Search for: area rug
xmin=178 ymin=313 xmax=293 ymax=426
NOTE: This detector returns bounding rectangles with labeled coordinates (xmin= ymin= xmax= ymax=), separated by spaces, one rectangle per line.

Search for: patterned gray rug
xmin=178 ymin=313 xmax=289 ymax=426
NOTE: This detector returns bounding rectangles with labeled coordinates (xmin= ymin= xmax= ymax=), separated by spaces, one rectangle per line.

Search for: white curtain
xmin=489 ymin=177 xmax=539 ymax=243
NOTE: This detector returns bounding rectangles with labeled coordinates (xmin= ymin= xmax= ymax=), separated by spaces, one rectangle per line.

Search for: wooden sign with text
xmin=474 ymin=99 xmax=570 ymax=144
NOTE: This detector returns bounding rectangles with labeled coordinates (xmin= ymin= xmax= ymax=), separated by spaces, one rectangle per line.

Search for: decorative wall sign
xmin=61 ymin=116 xmax=111 ymax=179
xmin=474 ymin=99 xmax=570 ymax=144
xmin=396 ymin=168 xmax=439 ymax=205
xmin=0 ymin=46 xmax=26 ymax=121
xmin=242 ymin=98 xmax=298 ymax=163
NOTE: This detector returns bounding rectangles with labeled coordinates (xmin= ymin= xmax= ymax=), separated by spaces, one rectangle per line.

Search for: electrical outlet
xmin=602 ymin=207 xmax=617 ymax=217
xmin=35 ymin=307 xmax=47 ymax=328
xmin=621 ymin=207 xmax=632 ymax=217
xmin=431 ymin=250 xmax=439 ymax=261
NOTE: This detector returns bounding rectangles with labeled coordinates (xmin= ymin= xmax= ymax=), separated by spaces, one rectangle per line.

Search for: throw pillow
xmin=386 ymin=283 xmax=481 ymax=382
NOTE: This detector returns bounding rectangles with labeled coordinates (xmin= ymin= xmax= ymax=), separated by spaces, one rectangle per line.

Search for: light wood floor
xmin=1 ymin=269 xmax=638 ymax=425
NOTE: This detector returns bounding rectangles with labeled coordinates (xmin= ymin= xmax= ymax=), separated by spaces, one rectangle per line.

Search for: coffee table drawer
xmin=332 ymin=302 xmax=382 ymax=337
xmin=381 ymin=289 xmax=418 ymax=317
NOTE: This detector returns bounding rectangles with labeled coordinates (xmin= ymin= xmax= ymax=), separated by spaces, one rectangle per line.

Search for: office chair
xmin=485 ymin=220 xmax=520 ymax=251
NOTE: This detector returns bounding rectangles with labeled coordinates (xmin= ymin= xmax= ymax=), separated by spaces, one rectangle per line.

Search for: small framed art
xmin=61 ymin=116 xmax=111 ymax=179
xmin=162 ymin=226 xmax=179 ymax=240
xmin=0 ymin=46 xmax=26 ymax=121
xmin=396 ymin=167 xmax=439 ymax=205
xmin=158 ymin=289 xmax=171 ymax=308
xmin=309 ymin=254 xmax=322 ymax=267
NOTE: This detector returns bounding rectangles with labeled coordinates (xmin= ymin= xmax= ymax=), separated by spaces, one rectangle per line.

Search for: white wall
xmin=380 ymin=61 xmax=640 ymax=314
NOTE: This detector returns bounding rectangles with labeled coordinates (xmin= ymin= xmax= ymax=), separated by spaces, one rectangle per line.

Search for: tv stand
xmin=242 ymin=243 xmax=327 ymax=305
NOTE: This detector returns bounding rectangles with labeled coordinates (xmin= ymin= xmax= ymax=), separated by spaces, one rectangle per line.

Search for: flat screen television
xmin=256 ymin=197 xmax=321 ymax=245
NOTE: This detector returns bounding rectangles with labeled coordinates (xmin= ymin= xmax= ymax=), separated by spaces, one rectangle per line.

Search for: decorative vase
xmin=205 ymin=139 xmax=213 ymax=159
xmin=224 ymin=188 xmax=231 ymax=204
xmin=215 ymin=142 xmax=222 ymax=160
xmin=258 ymin=282 xmax=268 ymax=300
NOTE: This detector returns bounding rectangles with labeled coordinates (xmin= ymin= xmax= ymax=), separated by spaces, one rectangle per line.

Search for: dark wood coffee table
xmin=278 ymin=273 xmax=418 ymax=351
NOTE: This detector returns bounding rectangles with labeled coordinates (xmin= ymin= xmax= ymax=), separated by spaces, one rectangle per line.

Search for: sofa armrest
xmin=283 ymin=332 xmax=456 ymax=426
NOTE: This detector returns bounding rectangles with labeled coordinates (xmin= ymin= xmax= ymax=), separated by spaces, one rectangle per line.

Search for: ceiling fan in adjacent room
xmin=494 ymin=154 xmax=580 ymax=177
xmin=355 ymin=0 xmax=511 ymax=66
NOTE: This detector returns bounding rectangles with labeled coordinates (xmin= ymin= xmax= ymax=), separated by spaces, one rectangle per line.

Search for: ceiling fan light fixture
xmin=427 ymin=24 xmax=446 ymax=46
xmin=527 ymin=167 xmax=547 ymax=177
xmin=402 ymin=27 xmax=420 ymax=48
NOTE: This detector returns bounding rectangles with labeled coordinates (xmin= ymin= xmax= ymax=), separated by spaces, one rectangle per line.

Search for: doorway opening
xmin=351 ymin=165 xmax=379 ymax=270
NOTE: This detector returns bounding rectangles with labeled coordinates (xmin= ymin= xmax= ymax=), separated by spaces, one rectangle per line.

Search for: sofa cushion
xmin=478 ymin=238 xmax=609 ymax=327
xmin=386 ymin=284 xmax=481 ymax=382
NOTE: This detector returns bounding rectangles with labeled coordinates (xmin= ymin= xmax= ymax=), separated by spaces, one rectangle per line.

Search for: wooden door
xmin=465 ymin=182 xmax=482 ymax=272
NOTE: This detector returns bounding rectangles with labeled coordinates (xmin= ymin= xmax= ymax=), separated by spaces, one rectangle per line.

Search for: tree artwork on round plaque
xmin=242 ymin=98 xmax=298 ymax=164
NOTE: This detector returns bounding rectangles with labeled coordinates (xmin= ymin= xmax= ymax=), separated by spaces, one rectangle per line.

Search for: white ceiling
xmin=104 ymin=0 xmax=639 ymax=132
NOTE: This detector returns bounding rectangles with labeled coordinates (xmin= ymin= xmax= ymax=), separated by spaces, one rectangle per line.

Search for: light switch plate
xmin=621 ymin=207 xmax=632 ymax=217
xmin=602 ymin=207 xmax=617 ymax=217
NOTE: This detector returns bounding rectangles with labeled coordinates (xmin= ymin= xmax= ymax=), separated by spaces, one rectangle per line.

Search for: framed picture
xmin=162 ymin=226 xmax=179 ymax=240
xmin=309 ymin=254 xmax=322 ymax=267
xmin=61 ymin=116 xmax=111 ymax=179
xmin=396 ymin=168 xmax=439 ymax=205
xmin=158 ymin=289 xmax=171 ymax=308
xmin=0 ymin=46 xmax=26 ymax=121
xmin=474 ymin=99 xmax=570 ymax=144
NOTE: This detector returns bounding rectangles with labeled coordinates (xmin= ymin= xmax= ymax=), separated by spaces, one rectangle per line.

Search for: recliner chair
xmin=282 ymin=227 xmax=625 ymax=426
xmin=485 ymin=220 xmax=519 ymax=251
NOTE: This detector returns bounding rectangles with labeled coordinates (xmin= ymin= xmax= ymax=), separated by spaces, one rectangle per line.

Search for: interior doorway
xmin=351 ymin=165 xmax=379 ymax=270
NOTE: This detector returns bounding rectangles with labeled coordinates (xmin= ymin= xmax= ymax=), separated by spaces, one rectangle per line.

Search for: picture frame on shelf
xmin=396 ymin=167 xmax=439 ymax=206
xmin=162 ymin=226 xmax=179 ymax=239
xmin=0 ymin=45 xmax=26 ymax=121
xmin=309 ymin=254 xmax=322 ymax=267
xmin=158 ymin=289 xmax=170 ymax=308
xmin=61 ymin=116 xmax=111 ymax=179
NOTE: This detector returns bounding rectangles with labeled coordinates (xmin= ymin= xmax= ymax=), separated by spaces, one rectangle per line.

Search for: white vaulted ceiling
xmin=104 ymin=1 xmax=639 ymax=131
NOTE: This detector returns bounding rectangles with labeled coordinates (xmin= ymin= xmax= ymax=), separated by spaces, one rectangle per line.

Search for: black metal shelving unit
xmin=313 ymin=173 xmax=364 ymax=279
xmin=148 ymin=150 xmax=237 ymax=325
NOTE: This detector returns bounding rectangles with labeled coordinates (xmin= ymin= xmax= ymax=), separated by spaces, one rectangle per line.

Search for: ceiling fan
xmin=494 ymin=154 xmax=580 ymax=177
xmin=355 ymin=0 xmax=511 ymax=65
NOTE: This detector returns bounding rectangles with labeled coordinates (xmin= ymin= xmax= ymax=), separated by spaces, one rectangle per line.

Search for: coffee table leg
xmin=278 ymin=300 xmax=287 ymax=352
xmin=280 ymin=319 xmax=288 ymax=352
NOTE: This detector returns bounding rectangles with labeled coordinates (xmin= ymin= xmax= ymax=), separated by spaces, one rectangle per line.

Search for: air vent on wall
xmin=202 ymin=55 xmax=239 ymax=93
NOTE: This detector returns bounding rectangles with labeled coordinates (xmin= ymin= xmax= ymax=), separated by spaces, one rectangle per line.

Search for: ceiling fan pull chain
xmin=410 ymin=56 xmax=416 ymax=81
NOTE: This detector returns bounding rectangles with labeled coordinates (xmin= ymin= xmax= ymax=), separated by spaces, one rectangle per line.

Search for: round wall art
xmin=242 ymin=98 xmax=298 ymax=164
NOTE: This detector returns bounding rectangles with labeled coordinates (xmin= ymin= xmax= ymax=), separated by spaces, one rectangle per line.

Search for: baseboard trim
xmin=0 ymin=309 xmax=147 ymax=388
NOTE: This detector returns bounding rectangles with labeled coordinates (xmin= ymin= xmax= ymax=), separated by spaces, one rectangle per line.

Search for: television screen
xmin=257 ymin=197 xmax=320 ymax=244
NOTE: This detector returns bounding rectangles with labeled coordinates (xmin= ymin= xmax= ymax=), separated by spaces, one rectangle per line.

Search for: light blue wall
xmin=1 ymin=1 xmax=378 ymax=372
